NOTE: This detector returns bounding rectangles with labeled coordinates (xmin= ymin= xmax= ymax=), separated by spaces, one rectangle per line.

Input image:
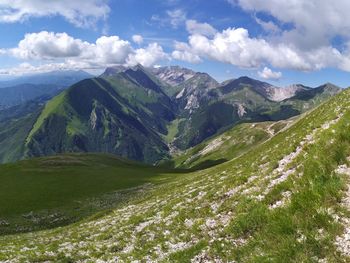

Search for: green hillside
xmin=1 ymin=88 xmax=349 ymax=261
xmin=173 ymin=120 xmax=292 ymax=169
xmin=0 ymin=66 xmax=340 ymax=166
xmin=0 ymin=153 xmax=182 ymax=235
xmin=25 ymin=77 xmax=170 ymax=164
xmin=0 ymin=100 xmax=43 ymax=163
xmin=172 ymin=79 xmax=340 ymax=150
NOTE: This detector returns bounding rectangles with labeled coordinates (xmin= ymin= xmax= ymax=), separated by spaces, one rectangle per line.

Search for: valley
xmin=0 ymin=81 xmax=349 ymax=262
xmin=1 ymin=1 xmax=350 ymax=261
xmin=0 ymin=65 xmax=341 ymax=166
xmin=0 ymin=153 xmax=184 ymax=235
xmin=0 ymin=65 xmax=347 ymax=262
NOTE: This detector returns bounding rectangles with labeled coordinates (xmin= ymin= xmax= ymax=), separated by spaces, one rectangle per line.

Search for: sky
xmin=0 ymin=0 xmax=349 ymax=87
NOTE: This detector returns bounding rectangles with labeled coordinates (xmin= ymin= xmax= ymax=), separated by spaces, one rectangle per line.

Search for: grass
xmin=173 ymin=120 xmax=290 ymax=168
xmin=164 ymin=118 xmax=184 ymax=143
xmin=25 ymin=91 xmax=66 ymax=144
xmin=0 ymin=153 xmax=184 ymax=235
xmin=1 ymin=89 xmax=350 ymax=262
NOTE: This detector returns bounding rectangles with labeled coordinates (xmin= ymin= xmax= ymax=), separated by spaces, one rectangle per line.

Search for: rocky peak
xmin=150 ymin=66 xmax=196 ymax=86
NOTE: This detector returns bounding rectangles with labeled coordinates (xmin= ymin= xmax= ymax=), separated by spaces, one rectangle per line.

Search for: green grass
xmin=173 ymin=120 xmax=290 ymax=168
xmin=0 ymin=153 xmax=184 ymax=235
xmin=0 ymin=89 xmax=350 ymax=262
xmin=25 ymin=91 xmax=67 ymax=144
xmin=164 ymin=118 xmax=184 ymax=143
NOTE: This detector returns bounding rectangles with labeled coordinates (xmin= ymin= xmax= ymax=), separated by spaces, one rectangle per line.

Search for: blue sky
xmin=0 ymin=0 xmax=349 ymax=88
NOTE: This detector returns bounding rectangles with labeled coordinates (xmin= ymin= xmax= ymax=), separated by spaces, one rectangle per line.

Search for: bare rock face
xmin=150 ymin=66 xmax=196 ymax=86
xmin=175 ymin=72 xmax=219 ymax=113
xmin=266 ymin=84 xmax=307 ymax=101
xmin=237 ymin=103 xmax=246 ymax=117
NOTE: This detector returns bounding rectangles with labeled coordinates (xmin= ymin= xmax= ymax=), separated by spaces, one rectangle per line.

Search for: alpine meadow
xmin=1 ymin=0 xmax=350 ymax=262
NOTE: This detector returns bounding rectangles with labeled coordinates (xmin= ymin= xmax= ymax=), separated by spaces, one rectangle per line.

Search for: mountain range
xmin=1 ymin=80 xmax=349 ymax=262
xmin=0 ymin=65 xmax=341 ymax=164
xmin=0 ymin=70 xmax=92 ymax=109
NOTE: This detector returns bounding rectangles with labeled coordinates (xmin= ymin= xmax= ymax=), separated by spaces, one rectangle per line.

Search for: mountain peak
xmin=101 ymin=64 xmax=149 ymax=78
xmin=149 ymin=66 xmax=196 ymax=86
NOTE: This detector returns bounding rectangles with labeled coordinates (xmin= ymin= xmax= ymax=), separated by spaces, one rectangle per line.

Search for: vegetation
xmin=0 ymin=66 xmax=340 ymax=167
xmin=173 ymin=120 xmax=292 ymax=169
xmin=0 ymin=87 xmax=349 ymax=262
xmin=0 ymin=153 xmax=183 ymax=235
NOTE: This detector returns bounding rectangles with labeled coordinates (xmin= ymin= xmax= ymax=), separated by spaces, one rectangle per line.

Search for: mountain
xmin=24 ymin=76 xmax=171 ymax=164
xmin=170 ymin=119 xmax=292 ymax=169
xmin=0 ymin=65 xmax=341 ymax=164
xmin=149 ymin=65 xmax=196 ymax=87
xmin=174 ymin=72 xmax=218 ymax=113
xmin=1 ymin=87 xmax=350 ymax=262
xmin=0 ymin=83 xmax=63 ymax=109
xmin=149 ymin=66 xmax=197 ymax=96
xmin=0 ymin=70 xmax=92 ymax=88
xmin=0 ymin=97 xmax=44 ymax=163
xmin=171 ymin=76 xmax=341 ymax=149
xmin=0 ymin=70 xmax=93 ymax=109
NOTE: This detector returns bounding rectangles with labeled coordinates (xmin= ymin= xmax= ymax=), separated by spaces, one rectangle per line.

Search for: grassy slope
xmin=172 ymin=120 xmax=292 ymax=169
xmin=25 ymin=91 xmax=67 ymax=143
xmin=0 ymin=153 xmax=182 ymax=235
xmin=25 ymin=78 xmax=170 ymax=164
xmin=1 ymin=89 xmax=350 ymax=261
xmin=0 ymin=111 xmax=40 ymax=163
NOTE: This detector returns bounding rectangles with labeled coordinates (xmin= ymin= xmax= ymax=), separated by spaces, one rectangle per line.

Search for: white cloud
xmin=0 ymin=31 xmax=169 ymax=75
xmin=172 ymin=41 xmax=201 ymax=63
xmin=173 ymin=26 xmax=349 ymax=72
xmin=230 ymin=0 xmax=350 ymax=50
xmin=258 ymin=67 xmax=282 ymax=80
xmin=0 ymin=61 xmax=95 ymax=75
xmin=0 ymin=0 xmax=110 ymax=28
xmin=186 ymin=20 xmax=217 ymax=36
xmin=93 ymin=36 xmax=132 ymax=64
xmin=10 ymin=31 xmax=88 ymax=60
xmin=172 ymin=50 xmax=201 ymax=63
xmin=152 ymin=9 xmax=186 ymax=28
xmin=254 ymin=17 xmax=280 ymax=34
xmin=126 ymin=43 xmax=168 ymax=67
xmin=8 ymin=32 xmax=133 ymax=65
xmin=166 ymin=9 xmax=186 ymax=28
xmin=132 ymin=35 xmax=144 ymax=45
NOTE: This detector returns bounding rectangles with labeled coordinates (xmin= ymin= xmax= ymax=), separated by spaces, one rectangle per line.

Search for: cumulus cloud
xmin=0 ymin=0 xmax=110 ymax=28
xmin=230 ymin=0 xmax=350 ymax=50
xmin=258 ymin=67 xmax=282 ymax=80
xmin=0 ymin=31 xmax=168 ymax=75
xmin=186 ymin=20 xmax=217 ymax=36
xmin=126 ymin=43 xmax=169 ymax=67
xmin=171 ymin=41 xmax=201 ymax=63
xmin=172 ymin=50 xmax=201 ymax=63
xmin=172 ymin=26 xmax=349 ymax=72
xmin=132 ymin=35 xmax=144 ymax=45
xmin=7 ymin=32 xmax=133 ymax=65
xmin=10 ymin=31 xmax=87 ymax=60
xmin=94 ymin=36 xmax=132 ymax=64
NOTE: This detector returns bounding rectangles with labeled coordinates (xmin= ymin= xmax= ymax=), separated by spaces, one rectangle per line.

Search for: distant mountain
xmin=0 ymin=70 xmax=93 ymax=109
xmin=24 ymin=66 xmax=174 ymax=164
xmin=174 ymin=72 xmax=218 ymax=113
xmin=172 ymin=75 xmax=341 ymax=149
xmin=0 ymin=84 xmax=62 ymax=109
xmin=0 ymin=65 xmax=341 ymax=164
xmin=0 ymin=70 xmax=92 ymax=88
xmin=0 ymin=98 xmax=44 ymax=163
xmin=149 ymin=66 xmax=196 ymax=86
